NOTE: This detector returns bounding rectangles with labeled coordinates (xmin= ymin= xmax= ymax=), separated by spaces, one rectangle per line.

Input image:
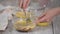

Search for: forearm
xmin=54 ymin=7 xmax=60 ymax=15
xmin=49 ymin=7 xmax=60 ymax=16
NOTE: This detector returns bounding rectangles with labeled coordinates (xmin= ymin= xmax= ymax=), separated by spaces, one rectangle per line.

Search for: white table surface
xmin=0 ymin=0 xmax=60 ymax=34
xmin=0 ymin=20 xmax=53 ymax=34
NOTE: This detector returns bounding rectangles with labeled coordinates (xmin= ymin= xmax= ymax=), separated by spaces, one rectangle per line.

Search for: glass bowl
xmin=12 ymin=8 xmax=36 ymax=32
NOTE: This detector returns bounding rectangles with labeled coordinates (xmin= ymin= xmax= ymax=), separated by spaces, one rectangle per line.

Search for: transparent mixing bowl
xmin=12 ymin=8 xmax=36 ymax=32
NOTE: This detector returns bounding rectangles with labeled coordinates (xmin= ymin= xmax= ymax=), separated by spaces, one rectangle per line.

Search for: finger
xmin=38 ymin=12 xmax=46 ymax=20
xmin=36 ymin=14 xmax=50 ymax=23
xmin=36 ymin=17 xmax=46 ymax=23
xmin=38 ymin=14 xmax=45 ymax=20
xmin=35 ymin=13 xmax=46 ymax=23
xmin=23 ymin=0 xmax=30 ymax=9
xmin=39 ymin=16 xmax=47 ymax=22
xmin=18 ymin=0 xmax=23 ymax=8
xmin=39 ymin=15 xmax=51 ymax=22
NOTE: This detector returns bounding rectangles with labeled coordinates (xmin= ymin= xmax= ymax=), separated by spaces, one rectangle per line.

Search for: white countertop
xmin=0 ymin=0 xmax=60 ymax=34
xmin=0 ymin=20 xmax=53 ymax=34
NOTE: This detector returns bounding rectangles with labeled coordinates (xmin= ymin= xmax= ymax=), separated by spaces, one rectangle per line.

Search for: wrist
xmin=52 ymin=7 xmax=60 ymax=16
xmin=47 ymin=7 xmax=60 ymax=17
xmin=54 ymin=7 xmax=60 ymax=15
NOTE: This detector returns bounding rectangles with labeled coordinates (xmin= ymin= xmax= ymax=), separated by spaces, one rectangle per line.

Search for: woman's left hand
xmin=19 ymin=0 xmax=30 ymax=9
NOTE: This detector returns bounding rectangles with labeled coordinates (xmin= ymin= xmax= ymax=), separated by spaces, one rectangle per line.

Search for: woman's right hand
xmin=36 ymin=7 xmax=60 ymax=23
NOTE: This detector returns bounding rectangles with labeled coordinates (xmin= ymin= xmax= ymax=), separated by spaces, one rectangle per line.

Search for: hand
xmin=36 ymin=8 xmax=60 ymax=23
xmin=19 ymin=0 xmax=30 ymax=9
